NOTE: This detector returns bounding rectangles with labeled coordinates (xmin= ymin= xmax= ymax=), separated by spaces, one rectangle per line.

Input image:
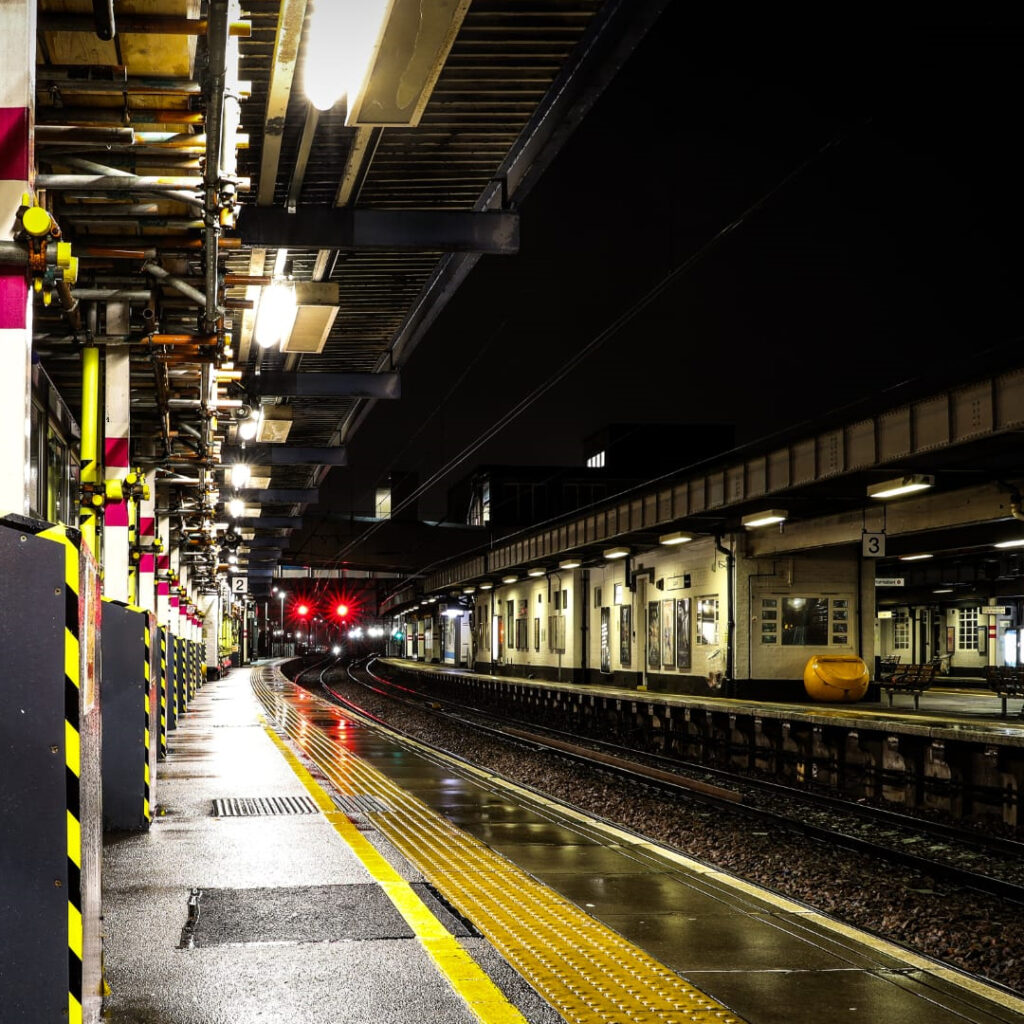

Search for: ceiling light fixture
xmin=898 ymin=553 xmax=933 ymax=561
xmin=603 ymin=546 xmax=629 ymax=560
xmin=527 ymin=567 xmax=546 ymax=577
xmin=867 ymin=474 xmax=934 ymax=500
xmin=254 ymin=279 xmax=297 ymax=349
xmin=741 ymin=509 xmax=788 ymax=529
xmin=237 ymin=414 xmax=259 ymax=441
xmin=558 ymin=558 xmax=581 ymax=569
xmin=478 ymin=582 xmax=493 ymax=590
xmin=995 ymin=538 xmax=1024 ymax=549
xmin=304 ymin=0 xmax=391 ymax=112
xmin=933 ymin=588 xmax=953 ymax=594
xmin=228 ymin=497 xmax=244 ymax=518
xmin=230 ymin=462 xmax=251 ymax=489
xmin=659 ymin=530 xmax=694 ymax=545
xmin=501 ymin=575 xmax=519 ymax=584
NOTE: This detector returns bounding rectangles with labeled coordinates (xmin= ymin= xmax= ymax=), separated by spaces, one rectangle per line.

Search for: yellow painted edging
xmin=260 ymin=721 xmax=529 ymax=1024
xmin=294 ymin=669 xmax=1024 ymax=1020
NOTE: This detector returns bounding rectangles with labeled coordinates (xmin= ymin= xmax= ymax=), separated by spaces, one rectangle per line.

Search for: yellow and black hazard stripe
xmin=159 ymin=629 xmax=167 ymax=758
xmin=35 ymin=523 xmax=85 ymax=1024
xmin=143 ymin=619 xmax=152 ymax=823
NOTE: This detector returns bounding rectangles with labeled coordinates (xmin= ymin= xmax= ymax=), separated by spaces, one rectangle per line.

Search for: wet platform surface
xmin=103 ymin=663 xmax=1024 ymax=1023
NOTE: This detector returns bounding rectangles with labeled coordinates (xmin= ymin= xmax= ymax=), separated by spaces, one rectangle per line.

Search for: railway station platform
xmin=100 ymin=660 xmax=1024 ymax=1024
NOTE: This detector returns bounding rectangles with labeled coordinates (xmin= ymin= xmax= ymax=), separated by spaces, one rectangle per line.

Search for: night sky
xmin=315 ymin=8 xmax=1024 ymax=531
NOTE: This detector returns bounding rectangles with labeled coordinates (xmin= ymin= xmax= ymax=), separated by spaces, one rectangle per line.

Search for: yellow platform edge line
xmin=260 ymin=720 xmax=529 ymax=1024
xmin=266 ymin=666 xmax=1024 ymax=1020
xmin=256 ymin=675 xmax=750 ymax=1024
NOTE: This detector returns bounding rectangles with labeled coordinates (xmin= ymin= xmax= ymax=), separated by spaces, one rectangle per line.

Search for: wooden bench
xmin=878 ymin=655 xmax=902 ymax=681
xmin=985 ymin=666 xmax=1024 ymax=717
xmin=881 ymin=663 xmax=936 ymax=709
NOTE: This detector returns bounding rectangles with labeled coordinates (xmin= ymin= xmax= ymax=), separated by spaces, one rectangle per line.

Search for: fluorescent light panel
xmin=558 ymin=558 xmax=581 ymax=569
xmin=995 ymin=538 xmax=1024 ymax=549
xmin=742 ymin=509 xmax=788 ymax=529
xmin=867 ymin=474 xmax=934 ymax=500
xmin=659 ymin=530 xmax=693 ymax=545
xmin=604 ymin=546 xmax=629 ymax=560
xmin=527 ymin=567 xmax=546 ymax=577
xmin=898 ymin=553 xmax=933 ymax=561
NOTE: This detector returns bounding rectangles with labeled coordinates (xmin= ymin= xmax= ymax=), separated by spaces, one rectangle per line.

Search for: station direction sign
xmin=231 ymin=576 xmax=248 ymax=594
xmin=981 ymin=605 xmax=1009 ymax=615
xmin=874 ymin=577 xmax=905 ymax=587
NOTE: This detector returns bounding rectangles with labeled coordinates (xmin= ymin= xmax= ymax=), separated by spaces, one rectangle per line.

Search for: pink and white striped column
xmin=103 ymin=329 xmax=131 ymax=600
xmin=137 ymin=470 xmax=157 ymax=613
xmin=0 ymin=2 xmax=35 ymax=516
xmin=156 ymin=525 xmax=171 ymax=633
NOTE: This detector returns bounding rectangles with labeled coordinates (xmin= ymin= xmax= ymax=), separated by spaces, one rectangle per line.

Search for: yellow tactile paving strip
xmin=253 ymin=667 xmax=747 ymax=1024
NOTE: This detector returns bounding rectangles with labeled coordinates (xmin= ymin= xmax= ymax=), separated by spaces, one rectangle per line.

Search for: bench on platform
xmin=881 ymin=663 xmax=936 ymax=710
xmin=985 ymin=666 xmax=1024 ymax=717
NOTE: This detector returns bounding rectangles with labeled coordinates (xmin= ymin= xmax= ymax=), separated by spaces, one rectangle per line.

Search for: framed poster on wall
xmin=647 ymin=601 xmax=660 ymax=669
xmin=676 ymin=597 xmax=691 ymax=670
xmin=620 ymin=605 xmax=631 ymax=666
xmin=600 ymin=607 xmax=611 ymax=674
xmin=661 ymin=599 xmax=675 ymax=667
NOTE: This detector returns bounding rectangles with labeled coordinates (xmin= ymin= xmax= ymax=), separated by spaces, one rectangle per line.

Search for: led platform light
xmin=741 ymin=510 xmax=788 ymax=529
xmin=995 ymin=538 xmax=1024 ymax=549
xmin=867 ymin=474 xmax=934 ymax=500
xmin=254 ymin=279 xmax=297 ymax=349
xmin=898 ymin=553 xmax=933 ymax=561
xmin=304 ymin=0 xmax=390 ymax=112
xmin=659 ymin=531 xmax=694 ymax=545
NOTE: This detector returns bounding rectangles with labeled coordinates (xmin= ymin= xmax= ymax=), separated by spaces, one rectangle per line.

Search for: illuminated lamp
xmin=933 ymin=588 xmax=954 ymax=594
xmin=603 ymin=546 xmax=629 ymax=560
xmin=867 ymin=474 xmax=934 ymax=500
xmin=898 ymin=553 xmax=933 ymax=561
xmin=238 ymin=416 xmax=259 ymax=441
xmin=659 ymin=531 xmax=694 ymax=546
xmin=994 ymin=539 xmax=1024 ymax=549
xmin=228 ymin=498 xmax=244 ymax=518
xmin=230 ymin=462 xmax=251 ymax=489
xmin=741 ymin=510 xmax=788 ymax=529
xmin=463 ymin=586 xmax=476 ymax=594
xmin=254 ymin=279 xmax=297 ymax=349
xmin=527 ymin=567 xmax=546 ymax=578
xmin=501 ymin=575 xmax=519 ymax=584
xmin=304 ymin=0 xmax=469 ymax=127
xmin=478 ymin=582 xmax=493 ymax=590
xmin=558 ymin=558 xmax=581 ymax=569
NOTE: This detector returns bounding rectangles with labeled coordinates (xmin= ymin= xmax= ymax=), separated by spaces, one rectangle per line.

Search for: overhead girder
xmin=254 ymin=372 xmax=399 ymax=401
xmin=235 ymin=207 xmax=519 ymax=254
xmin=224 ymin=445 xmax=347 ymax=467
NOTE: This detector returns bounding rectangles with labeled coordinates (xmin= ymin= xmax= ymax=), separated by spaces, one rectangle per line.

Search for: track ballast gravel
xmin=318 ymin=666 xmax=1024 ymax=996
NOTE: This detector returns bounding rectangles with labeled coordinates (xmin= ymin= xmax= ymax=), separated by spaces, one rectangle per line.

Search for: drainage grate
xmin=332 ymin=793 xmax=392 ymax=818
xmin=212 ymin=796 xmax=319 ymax=817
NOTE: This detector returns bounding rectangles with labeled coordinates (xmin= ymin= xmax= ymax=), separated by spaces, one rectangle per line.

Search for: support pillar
xmin=0 ymin=2 xmax=35 ymax=516
xmin=103 ymin=339 xmax=130 ymax=601
xmin=138 ymin=470 xmax=157 ymax=614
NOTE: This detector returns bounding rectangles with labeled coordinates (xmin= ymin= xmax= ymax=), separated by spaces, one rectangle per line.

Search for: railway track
xmin=294 ymin=653 xmax=1024 ymax=910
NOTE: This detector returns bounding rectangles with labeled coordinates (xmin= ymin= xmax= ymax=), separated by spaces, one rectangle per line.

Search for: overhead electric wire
xmin=312 ymin=124 xmax=863 ymax=581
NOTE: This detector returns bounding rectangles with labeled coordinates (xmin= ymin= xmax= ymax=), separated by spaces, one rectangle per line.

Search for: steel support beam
xmin=255 ymin=372 xmax=399 ymax=400
xmin=237 ymin=488 xmax=318 ymax=504
xmin=226 ymin=445 xmax=347 ymax=466
xmin=236 ymin=207 xmax=519 ymax=254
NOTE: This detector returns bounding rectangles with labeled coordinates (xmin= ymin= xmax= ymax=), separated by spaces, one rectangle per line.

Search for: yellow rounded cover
xmin=803 ymin=654 xmax=869 ymax=703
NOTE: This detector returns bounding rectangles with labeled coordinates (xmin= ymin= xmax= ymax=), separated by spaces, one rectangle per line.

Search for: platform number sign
xmin=231 ymin=576 xmax=248 ymax=594
xmin=862 ymin=532 xmax=886 ymax=558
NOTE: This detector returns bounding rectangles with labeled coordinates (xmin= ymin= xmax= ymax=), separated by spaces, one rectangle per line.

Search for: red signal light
xmin=297 ymin=603 xmax=310 ymax=617
xmin=335 ymin=603 xmax=349 ymax=618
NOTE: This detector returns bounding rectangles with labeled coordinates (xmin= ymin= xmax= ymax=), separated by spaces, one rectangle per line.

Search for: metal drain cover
xmin=212 ymin=796 xmax=319 ymax=817
xmin=185 ymin=885 xmax=414 ymax=946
